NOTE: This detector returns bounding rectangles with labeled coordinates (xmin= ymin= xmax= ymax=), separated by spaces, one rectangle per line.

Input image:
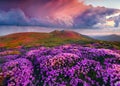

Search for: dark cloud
xmin=0 ymin=8 xmax=119 ymax=28
xmin=73 ymin=7 xmax=118 ymax=28
xmin=0 ymin=9 xmax=43 ymax=26
xmin=0 ymin=9 xmax=28 ymax=25
xmin=0 ymin=9 xmax=57 ymax=27
xmin=114 ymin=15 xmax=120 ymax=27
xmin=0 ymin=0 xmax=119 ymax=28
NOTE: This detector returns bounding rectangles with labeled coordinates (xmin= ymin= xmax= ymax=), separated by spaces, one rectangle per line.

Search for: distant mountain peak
xmin=92 ymin=34 xmax=120 ymax=42
xmin=109 ymin=34 xmax=120 ymax=36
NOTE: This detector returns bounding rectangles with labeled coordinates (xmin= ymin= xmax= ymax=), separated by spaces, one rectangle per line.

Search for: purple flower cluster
xmin=0 ymin=44 xmax=120 ymax=86
xmin=1 ymin=58 xmax=34 ymax=86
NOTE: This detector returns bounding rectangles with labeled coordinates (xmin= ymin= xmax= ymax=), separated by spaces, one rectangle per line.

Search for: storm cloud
xmin=0 ymin=0 xmax=119 ymax=28
xmin=73 ymin=7 xmax=118 ymax=28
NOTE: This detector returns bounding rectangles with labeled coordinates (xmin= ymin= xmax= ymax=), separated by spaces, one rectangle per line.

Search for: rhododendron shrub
xmin=0 ymin=44 xmax=120 ymax=86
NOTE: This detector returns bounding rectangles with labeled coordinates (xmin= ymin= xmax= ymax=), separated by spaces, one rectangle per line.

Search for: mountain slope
xmin=0 ymin=30 xmax=93 ymax=48
xmin=92 ymin=34 xmax=120 ymax=42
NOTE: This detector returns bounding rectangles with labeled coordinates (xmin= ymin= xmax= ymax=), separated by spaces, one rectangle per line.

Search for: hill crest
xmin=0 ymin=30 xmax=92 ymax=48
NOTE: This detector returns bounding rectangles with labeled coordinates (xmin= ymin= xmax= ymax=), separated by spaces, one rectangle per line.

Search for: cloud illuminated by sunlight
xmin=105 ymin=20 xmax=115 ymax=27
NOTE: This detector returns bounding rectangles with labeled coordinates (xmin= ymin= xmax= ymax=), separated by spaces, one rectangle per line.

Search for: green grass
xmin=0 ymin=31 xmax=120 ymax=49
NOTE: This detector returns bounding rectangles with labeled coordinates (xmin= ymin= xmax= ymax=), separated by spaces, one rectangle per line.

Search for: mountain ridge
xmin=0 ymin=30 xmax=93 ymax=48
xmin=92 ymin=34 xmax=120 ymax=42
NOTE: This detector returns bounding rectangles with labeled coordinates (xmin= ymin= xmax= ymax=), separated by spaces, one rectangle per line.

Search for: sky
xmin=0 ymin=0 xmax=120 ymax=36
xmin=85 ymin=0 xmax=120 ymax=9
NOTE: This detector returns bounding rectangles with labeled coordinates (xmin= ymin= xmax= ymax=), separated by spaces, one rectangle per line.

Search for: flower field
xmin=0 ymin=44 xmax=120 ymax=86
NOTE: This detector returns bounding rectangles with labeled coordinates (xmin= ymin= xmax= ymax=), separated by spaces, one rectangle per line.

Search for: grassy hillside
xmin=0 ymin=30 xmax=92 ymax=48
xmin=0 ymin=30 xmax=120 ymax=49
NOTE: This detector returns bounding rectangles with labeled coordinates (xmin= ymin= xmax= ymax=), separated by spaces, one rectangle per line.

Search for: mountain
xmin=50 ymin=30 xmax=91 ymax=39
xmin=92 ymin=34 xmax=120 ymax=42
xmin=0 ymin=30 xmax=93 ymax=48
